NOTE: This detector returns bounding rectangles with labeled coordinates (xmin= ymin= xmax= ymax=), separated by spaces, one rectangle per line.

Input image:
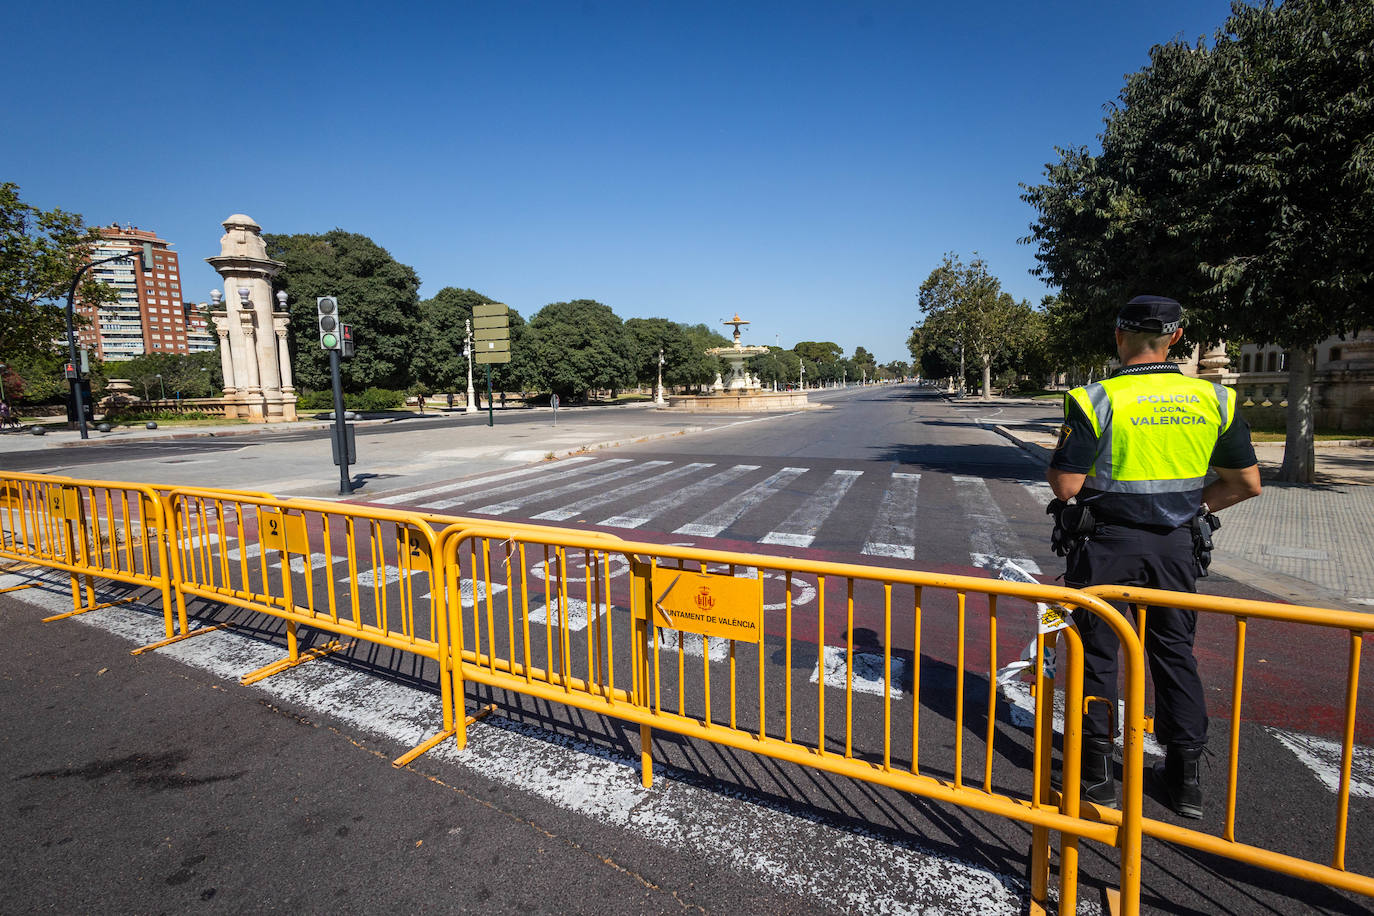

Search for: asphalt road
xmin=2 ymin=385 xmax=1370 ymax=914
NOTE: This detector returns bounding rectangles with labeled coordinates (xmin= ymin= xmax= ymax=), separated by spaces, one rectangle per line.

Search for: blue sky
xmin=4 ymin=0 xmax=1237 ymax=363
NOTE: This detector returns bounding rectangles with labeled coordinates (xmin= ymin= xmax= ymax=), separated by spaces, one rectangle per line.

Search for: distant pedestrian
xmin=1046 ymin=295 xmax=1261 ymax=818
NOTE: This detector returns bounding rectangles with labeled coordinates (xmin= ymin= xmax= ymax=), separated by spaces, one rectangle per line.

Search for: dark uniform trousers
xmin=1066 ymin=523 xmax=1208 ymax=750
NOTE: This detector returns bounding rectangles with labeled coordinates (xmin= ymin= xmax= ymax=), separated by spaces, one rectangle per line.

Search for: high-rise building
xmin=181 ymin=301 xmax=217 ymax=353
xmin=77 ymin=225 xmax=188 ymax=361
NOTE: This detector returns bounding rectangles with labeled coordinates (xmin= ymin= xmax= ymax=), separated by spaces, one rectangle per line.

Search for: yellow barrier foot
xmin=0 ymin=583 xmax=36 ymax=596
xmin=239 ymin=639 xmax=353 ymax=686
xmin=42 ymin=595 xmax=139 ymax=622
xmin=391 ymin=704 xmax=495 ymax=768
xmin=130 ymin=621 xmax=238 ymax=656
xmin=392 ymin=729 xmax=457 ymax=768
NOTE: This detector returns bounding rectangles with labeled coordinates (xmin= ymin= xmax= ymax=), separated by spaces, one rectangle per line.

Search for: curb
xmin=53 ymin=418 xmax=394 ymax=447
xmin=991 ymin=425 xmax=1053 ymax=464
xmin=506 ymin=424 xmax=706 ymax=463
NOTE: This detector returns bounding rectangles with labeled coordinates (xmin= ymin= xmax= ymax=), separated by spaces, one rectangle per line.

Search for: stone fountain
xmin=707 ymin=314 xmax=771 ymax=392
xmin=663 ymin=313 xmax=810 ymax=412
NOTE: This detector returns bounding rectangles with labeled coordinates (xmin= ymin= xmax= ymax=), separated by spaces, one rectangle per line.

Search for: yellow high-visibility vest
xmin=1067 ymin=372 xmax=1233 ymax=499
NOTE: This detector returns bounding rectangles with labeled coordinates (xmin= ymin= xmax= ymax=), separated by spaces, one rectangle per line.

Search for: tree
xmin=113 ymin=351 xmax=221 ymax=401
xmin=881 ymin=359 xmax=911 ymax=380
xmin=918 ymin=254 xmax=1024 ymax=397
xmin=851 ymin=346 xmax=878 ymax=382
xmin=1022 ymin=0 xmax=1374 ymax=481
xmin=908 ymin=313 xmax=965 ymax=388
xmin=0 ymin=182 xmax=114 ymax=363
xmin=625 ymin=318 xmax=722 ymax=393
xmin=525 ymin=299 xmax=635 ymax=400
xmin=265 ymin=230 xmax=422 ymax=393
xmin=793 ymin=341 xmax=843 ymax=364
xmin=748 ymin=346 xmax=801 ymax=388
xmin=415 ymin=287 xmax=486 ymax=392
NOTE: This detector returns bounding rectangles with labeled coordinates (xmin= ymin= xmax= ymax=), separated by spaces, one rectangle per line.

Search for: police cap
xmin=1117 ymin=295 xmax=1182 ymax=334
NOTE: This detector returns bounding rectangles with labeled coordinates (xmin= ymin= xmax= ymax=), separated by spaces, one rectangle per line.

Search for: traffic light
xmin=341 ymin=324 xmax=355 ymax=359
xmin=64 ymin=363 xmax=79 ymax=380
xmin=317 ymin=296 xmax=342 ymax=350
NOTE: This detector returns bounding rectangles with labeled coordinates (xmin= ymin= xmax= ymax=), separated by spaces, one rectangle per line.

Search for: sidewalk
xmin=995 ymin=423 xmax=1374 ymax=611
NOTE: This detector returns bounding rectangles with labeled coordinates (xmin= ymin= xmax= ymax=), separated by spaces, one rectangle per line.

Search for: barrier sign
xmin=46 ymin=486 xmax=81 ymax=520
xmin=259 ymin=509 xmax=309 ymax=555
xmin=0 ymin=481 xmax=23 ymax=509
xmin=400 ymin=527 xmax=432 ymax=571
xmin=650 ymin=568 xmax=761 ymax=643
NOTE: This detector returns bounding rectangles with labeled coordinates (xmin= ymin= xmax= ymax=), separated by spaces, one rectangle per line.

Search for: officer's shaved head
xmin=1117 ymin=329 xmax=1175 ymax=360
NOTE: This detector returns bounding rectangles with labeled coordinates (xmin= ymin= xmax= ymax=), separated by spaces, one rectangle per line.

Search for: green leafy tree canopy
xmin=265 ymin=230 xmax=422 ymax=393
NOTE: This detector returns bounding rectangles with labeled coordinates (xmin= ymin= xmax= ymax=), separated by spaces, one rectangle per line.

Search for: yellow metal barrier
xmin=166 ymin=487 xmax=458 ymax=764
xmin=0 ymin=471 xmax=174 ymax=636
xmin=438 ymin=523 xmax=1147 ymax=915
xmin=1085 ymin=584 xmax=1374 ymax=903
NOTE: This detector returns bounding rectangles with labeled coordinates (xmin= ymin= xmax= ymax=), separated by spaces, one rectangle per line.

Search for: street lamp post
xmin=65 ymin=249 xmax=137 ymax=439
xmin=0 ymin=363 xmax=7 ymax=403
xmin=799 ymin=362 xmax=805 ymax=390
xmin=464 ymin=318 xmax=477 ymax=414
xmin=654 ymin=348 xmax=665 ymax=405
xmin=155 ymin=373 xmax=166 ymax=401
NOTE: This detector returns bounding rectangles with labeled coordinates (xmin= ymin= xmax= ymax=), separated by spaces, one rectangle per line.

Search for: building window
xmin=1330 ymin=347 xmax=1341 ymax=363
xmin=1267 ymin=352 xmax=1277 ymax=372
xmin=1279 ymin=351 xmax=1288 ymax=372
xmin=1241 ymin=354 xmax=1251 ymax=372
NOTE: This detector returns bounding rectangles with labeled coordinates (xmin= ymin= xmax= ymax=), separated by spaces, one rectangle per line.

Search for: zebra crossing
xmin=363 ymin=457 xmax=1057 ymax=573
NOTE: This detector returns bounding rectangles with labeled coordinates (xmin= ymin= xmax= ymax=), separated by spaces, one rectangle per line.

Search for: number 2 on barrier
xmin=46 ymin=486 xmax=81 ymax=520
xmin=258 ymin=509 xmax=309 ymax=555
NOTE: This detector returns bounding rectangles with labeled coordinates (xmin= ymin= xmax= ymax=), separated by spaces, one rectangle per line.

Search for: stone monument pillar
xmin=206 ymin=214 xmax=297 ymax=422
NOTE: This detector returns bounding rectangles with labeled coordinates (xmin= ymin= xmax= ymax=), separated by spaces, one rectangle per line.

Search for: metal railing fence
xmin=438 ymin=523 xmax=1147 ymax=916
xmin=0 ymin=471 xmax=173 ymax=634
xmin=1084 ymin=585 xmax=1374 ymax=902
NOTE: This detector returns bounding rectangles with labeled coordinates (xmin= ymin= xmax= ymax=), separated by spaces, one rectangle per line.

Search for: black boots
xmin=1153 ymin=744 xmax=1205 ymax=819
xmin=1052 ymin=736 xmax=1118 ymax=806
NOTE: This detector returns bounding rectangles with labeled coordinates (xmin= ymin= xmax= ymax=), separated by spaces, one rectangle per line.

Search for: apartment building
xmin=181 ymin=301 xmax=217 ymax=353
xmin=77 ymin=225 xmax=188 ymax=361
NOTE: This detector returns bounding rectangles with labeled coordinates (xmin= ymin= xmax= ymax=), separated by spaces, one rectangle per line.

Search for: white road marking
xmin=418 ymin=580 xmax=509 ymax=609
xmin=179 ymin=532 xmax=220 ymax=548
xmin=810 ymin=645 xmax=906 ymax=699
xmin=225 ymin=543 xmax=332 ymax=572
xmin=472 ymin=460 xmax=663 ymax=515
xmin=429 ymin=459 xmax=633 ymax=511
xmin=954 ymin=475 xmax=1040 ymax=574
xmin=862 ymin=472 xmax=921 ymax=560
xmin=369 ymin=457 xmax=596 ymax=505
xmin=655 ymin=629 xmax=731 ymax=661
xmin=1019 ymin=478 xmax=1054 ymax=507
xmin=527 ymin=597 xmax=598 ymax=633
xmin=674 ymin=467 xmax=808 ymax=538
xmin=759 ymin=470 xmax=863 ymax=548
xmin=0 ymin=571 xmax=1087 ymax=914
xmin=532 ymin=463 xmax=715 ymax=522
xmin=600 ymin=464 xmax=760 ymax=529
xmin=1269 ymin=728 xmax=1374 ymax=798
xmin=351 ymin=565 xmax=428 ymax=587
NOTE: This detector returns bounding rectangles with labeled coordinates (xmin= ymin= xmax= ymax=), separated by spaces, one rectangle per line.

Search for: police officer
xmin=1047 ymin=295 xmax=1261 ymax=818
